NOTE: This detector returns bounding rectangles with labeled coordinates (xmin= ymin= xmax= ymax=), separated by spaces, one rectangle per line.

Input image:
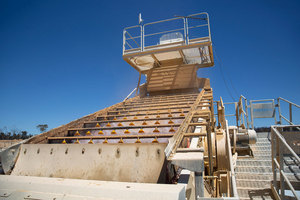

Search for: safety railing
xmin=123 ymin=87 xmax=137 ymax=102
xmin=277 ymin=97 xmax=300 ymax=125
xmin=225 ymin=120 xmax=239 ymax=198
xmin=270 ymin=125 xmax=300 ymax=200
xmin=215 ymin=95 xmax=250 ymax=130
xmin=123 ymin=12 xmax=211 ymax=55
xmin=236 ymin=96 xmax=250 ymax=129
xmin=216 ymin=97 xmax=226 ymax=129
xmin=249 ymin=99 xmax=277 ymax=129
xmin=123 ymin=83 xmax=146 ymax=102
xmin=215 ymin=96 xmax=300 ymax=130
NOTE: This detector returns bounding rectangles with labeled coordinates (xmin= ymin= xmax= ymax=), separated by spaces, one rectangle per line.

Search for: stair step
xmin=252 ymin=142 xmax=271 ymax=146
xmin=236 ymin=179 xmax=271 ymax=188
xmin=236 ymin=173 xmax=272 ymax=180
xmin=235 ymin=166 xmax=273 ymax=173
xmin=237 ymin=188 xmax=274 ymax=199
xmin=238 ymin=155 xmax=272 ymax=160
xmin=235 ymin=132 xmax=297 ymax=200
xmin=238 ymin=158 xmax=272 ymax=161
xmin=250 ymin=146 xmax=272 ymax=151
xmin=252 ymin=152 xmax=272 ymax=156
xmin=236 ymin=160 xmax=272 ymax=166
xmin=236 ymin=166 xmax=300 ymax=174
xmin=251 ymin=151 xmax=271 ymax=155
xmin=256 ymin=132 xmax=270 ymax=138
xmin=255 ymin=138 xmax=270 ymax=142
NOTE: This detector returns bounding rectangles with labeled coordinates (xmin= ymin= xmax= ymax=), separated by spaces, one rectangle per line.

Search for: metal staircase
xmin=236 ymin=132 xmax=275 ymax=200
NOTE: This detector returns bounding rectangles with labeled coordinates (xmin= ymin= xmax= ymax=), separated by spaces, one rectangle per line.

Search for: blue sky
xmin=0 ymin=0 xmax=299 ymax=134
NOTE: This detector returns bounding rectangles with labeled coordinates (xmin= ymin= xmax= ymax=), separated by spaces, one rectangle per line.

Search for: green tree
xmin=36 ymin=124 xmax=48 ymax=133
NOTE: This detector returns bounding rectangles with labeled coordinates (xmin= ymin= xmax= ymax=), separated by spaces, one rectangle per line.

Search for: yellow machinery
xmin=0 ymin=13 xmax=260 ymax=200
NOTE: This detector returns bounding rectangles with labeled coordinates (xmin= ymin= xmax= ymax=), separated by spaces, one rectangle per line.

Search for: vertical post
xmin=140 ymin=25 xmax=144 ymax=52
xmin=185 ymin=18 xmax=189 ymax=45
xmin=206 ymin=13 xmax=212 ymax=42
xmin=206 ymin=124 xmax=213 ymax=177
xmin=289 ymin=103 xmax=292 ymax=124
xmin=273 ymin=100 xmax=277 ymax=125
xmin=136 ymin=72 xmax=141 ymax=96
xmin=183 ymin=18 xmax=187 ymax=45
xmin=250 ymin=101 xmax=254 ymax=129
xmin=210 ymin=98 xmax=215 ymax=132
xmin=279 ymin=140 xmax=285 ymax=199
xmin=122 ymin=30 xmax=126 ymax=55
xmin=277 ymin=98 xmax=282 ymax=125
xmin=217 ymin=101 xmax=220 ymax=128
xmin=142 ymin=25 xmax=145 ymax=51
xmin=234 ymin=102 xmax=238 ymax=128
xmin=195 ymin=172 xmax=204 ymax=199
xmin=245 ymin=99 xmax=250 ymax=129
xmin=241 ymin=112 xmax=245 ymax=129
xmin=271 ymin=128 xmax=278 ymax=193
xmin=138 ymin=13 xmax=144 ymax=52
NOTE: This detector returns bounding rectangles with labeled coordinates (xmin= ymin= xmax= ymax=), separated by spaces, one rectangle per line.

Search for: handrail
xmin=215 ymin=95 xmax=250 ymax=130
xmin=123 ymin=12 xmax=211 ymax=55
xmin=250 ymin=99 xmax=276 ymax=129
xmin=271 ymin=125 xmax=300 ymax=200
xmin=225 ymin=120 xmax=239 ymax=198
xmin=144 ymin=16 xmax=183 ymax=26
xmin=123 ymin=83 xmax=146 ymax=102
xmin=123 ymin=87 xmax=137 ymax=102
xmin=216 ymin=96 xmax=299 ymax=130
xmin=278 ymin=97 xmax=300 ymax=108
xmin=272 ymin=126 xmax=300 ymax=163
xmin=125 ymin=31 xmax=140 ymax=48
xmin=277 ymin=97 xmax=300 ymax=125
xmin=144 ymin=27 xmax=185 ymax=38
xmin=240 ymin=95 xmax=250 ymax=129
xmin=216 ymin=97 xmax=225 ymax=129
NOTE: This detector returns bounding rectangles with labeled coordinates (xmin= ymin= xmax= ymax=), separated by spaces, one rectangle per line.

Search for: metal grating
xmin=236 ymin=132 xmax=275 ymax=199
